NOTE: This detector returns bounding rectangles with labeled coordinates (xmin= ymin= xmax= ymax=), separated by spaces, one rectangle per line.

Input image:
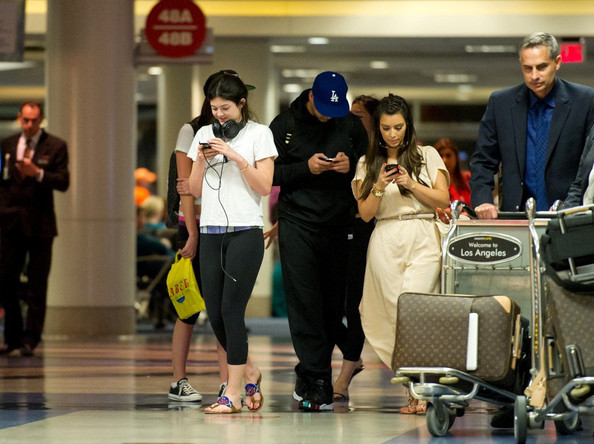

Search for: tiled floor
xmin=0 ymin=318 xmax=592 ymax=443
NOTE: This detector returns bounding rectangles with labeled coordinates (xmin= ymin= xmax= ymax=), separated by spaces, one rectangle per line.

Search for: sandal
xmin=400 ymin=391 xmax=418 ymax=414
xmin=350 ymin=364 xmax=365 ymax=382
xmin=333 ymin=392 xmax=350 ymax=402
xmin=416 ymin=401 xmax=427 ymax=414
xmin=204 ymin=396 xmax=241 ymax=414
xmin=245 ymin=375 xmax=264 ymax=411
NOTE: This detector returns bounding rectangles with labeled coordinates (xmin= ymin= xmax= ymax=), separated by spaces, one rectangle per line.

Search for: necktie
xmin=24 ymin=139 xmax=32 ymax=159
xmin=533 ymin=101 xmax=549 ymax=210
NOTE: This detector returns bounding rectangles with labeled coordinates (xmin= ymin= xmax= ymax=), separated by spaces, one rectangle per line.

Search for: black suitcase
xmin=392 ymin=292 xmax=528 ymax=391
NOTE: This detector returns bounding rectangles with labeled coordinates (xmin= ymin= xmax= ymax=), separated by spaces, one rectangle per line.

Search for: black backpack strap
xmin=165 ymin=121 xmax=201 ymax=228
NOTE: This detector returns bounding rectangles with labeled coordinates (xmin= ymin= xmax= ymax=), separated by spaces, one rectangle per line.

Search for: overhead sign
xmin=447 ymin=233 xmax=522 ymax=265
xmin=561 ymin=39 xmax=585 ymax=63
xmin=145 ymin=0 xmax=206 ymax=59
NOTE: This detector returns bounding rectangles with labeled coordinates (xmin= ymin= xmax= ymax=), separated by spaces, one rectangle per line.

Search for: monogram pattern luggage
xmin=546 ymin=275 xmax=594 ymax=377
xmin=540 ymin=205 xmax=594 ymax=398
xmin=393 ymin=292 xmax=524 ymax=388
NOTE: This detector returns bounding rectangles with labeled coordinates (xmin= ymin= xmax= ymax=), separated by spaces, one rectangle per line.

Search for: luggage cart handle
xmin=450 ymin=200 xmax=477 ymax=220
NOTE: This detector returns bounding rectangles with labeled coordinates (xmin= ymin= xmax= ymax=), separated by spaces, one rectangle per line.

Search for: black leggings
xmin=199 ymin=228 xmax=264 ymax=365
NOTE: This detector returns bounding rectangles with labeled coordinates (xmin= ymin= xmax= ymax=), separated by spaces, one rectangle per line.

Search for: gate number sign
xmin=145 ymin=0 xmax=206 ymax=58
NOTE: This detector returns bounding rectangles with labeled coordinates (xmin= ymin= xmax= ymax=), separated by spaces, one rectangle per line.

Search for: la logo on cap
xmin=312 ymin=71 xmax=350 ymax=118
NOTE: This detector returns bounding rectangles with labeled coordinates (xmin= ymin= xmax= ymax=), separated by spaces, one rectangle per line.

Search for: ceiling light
xmin=283 ymin=84 xmax=303 ymax=93
xmin=147 ymin=66 xmax=162 ymax=76
xmin=464 ymin=45 xmax=516 ymax=53
xmin=370 ymin=60 xmax=388 ymax=69
xmin=434 ymin=73 xmax=477 ymax=83
xmin=282 ymin=69 xmax=320 ymax=79
xmin=270 ymin=45 xmax=306 ymax=53
xmin=308 ymin=37 xmax=329 ymax=45
xmin=0 ymin=61 xmax=35 ymax=72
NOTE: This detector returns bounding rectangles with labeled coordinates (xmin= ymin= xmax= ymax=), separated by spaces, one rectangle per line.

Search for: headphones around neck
xmin=212 ymin=120 xmax=245 ymax=140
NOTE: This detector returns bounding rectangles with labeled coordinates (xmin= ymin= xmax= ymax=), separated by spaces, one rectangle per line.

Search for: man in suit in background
xmin=470 ymin=32 xmax=594 ymax=217
xmin=0 ymin=101 xmax=69 ymax=356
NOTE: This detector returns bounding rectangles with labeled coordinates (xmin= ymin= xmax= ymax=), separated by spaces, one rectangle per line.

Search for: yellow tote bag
xmin=166 ymin=253 xmax=205 ymax=319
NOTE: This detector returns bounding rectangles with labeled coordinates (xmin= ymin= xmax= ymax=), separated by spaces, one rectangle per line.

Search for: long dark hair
xmin=360 ymin=94 xmax=427 ymax=199
xmin=207 ymin=73 xmax=251 ymax=123
xmin=434 ymin=138 xmax=470 ymax=195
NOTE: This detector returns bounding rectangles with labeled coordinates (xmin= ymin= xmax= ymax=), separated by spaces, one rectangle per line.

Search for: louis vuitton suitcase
xmin=392 ymin=292 xmax=526 ymax=390
xmin=540 ymin=205 xmax=594 ymax=395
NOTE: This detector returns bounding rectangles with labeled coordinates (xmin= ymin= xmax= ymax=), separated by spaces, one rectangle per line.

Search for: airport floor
xmin=0 ymin=317 xmax=592 ymax=444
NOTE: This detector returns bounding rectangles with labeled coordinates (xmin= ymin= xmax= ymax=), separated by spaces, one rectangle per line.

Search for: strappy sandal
xmin=350 ymin=364 xmax=365 ymax=382
xmin=245 ymin=375 xmax=264 ymax=411
xmin=204 ymin=396 xmax=241 ymax=414
xmin=416 ymin=400 xmax=427 ymax=414
xmin=400 ymin=391 xmax=418 ymax=414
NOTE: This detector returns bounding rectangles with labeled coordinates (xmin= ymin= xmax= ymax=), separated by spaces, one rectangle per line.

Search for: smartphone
xmin=324 ymin=157 xmax=335 ymax=162
xmin=200 ymin=142 xmax=211 ymax=149
xmin=385 ymin=163 xmax=399 ymax=174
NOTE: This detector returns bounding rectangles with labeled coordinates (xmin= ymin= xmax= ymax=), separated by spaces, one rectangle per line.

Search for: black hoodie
xmin=270 ymin=89 xmax=368 ymax=230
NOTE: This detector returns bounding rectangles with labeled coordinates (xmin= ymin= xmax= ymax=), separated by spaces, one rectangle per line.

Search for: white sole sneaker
xmin=168 ymin=392 xmax=203 ymax=402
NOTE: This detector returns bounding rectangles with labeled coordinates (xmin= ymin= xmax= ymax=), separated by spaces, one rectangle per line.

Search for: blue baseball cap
xmin=312 ymin=71 xmax=350 ymax=118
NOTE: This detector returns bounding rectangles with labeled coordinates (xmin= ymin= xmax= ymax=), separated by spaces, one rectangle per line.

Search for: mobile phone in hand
xmin=385 ymin=163 xmax=399 ymax=174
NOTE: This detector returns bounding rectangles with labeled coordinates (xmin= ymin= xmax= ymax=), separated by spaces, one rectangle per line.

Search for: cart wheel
xmin=554 ymin=412 xmax=580 ymax=435
xmin=447 ymin=408 xmax=457 ymax=430
xmin=426 ymin=402 xmax=449 ymax=437
xmin=514 ymin=396 xmax=528 ymax=444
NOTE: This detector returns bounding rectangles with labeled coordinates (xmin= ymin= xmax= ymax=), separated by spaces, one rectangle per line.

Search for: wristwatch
xmin=371 ymin=186 xmax=385 ymax=197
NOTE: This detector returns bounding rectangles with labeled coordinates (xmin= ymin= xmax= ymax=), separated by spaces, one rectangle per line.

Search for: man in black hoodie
xmin=270 ymin=72 xmax=368 ymax=411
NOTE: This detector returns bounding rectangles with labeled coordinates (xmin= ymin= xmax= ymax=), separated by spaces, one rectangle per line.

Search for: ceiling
xmin=2 ymin=33 xmax=592 ymax=148
xmin=3 ymin=0 xmax=594 ymax=109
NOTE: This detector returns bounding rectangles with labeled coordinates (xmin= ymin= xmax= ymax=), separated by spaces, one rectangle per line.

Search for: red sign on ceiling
xmin=145 ymin=0 xmax=206 ymax=58
xmin=560 ymin=41 xmax=584 ymax=63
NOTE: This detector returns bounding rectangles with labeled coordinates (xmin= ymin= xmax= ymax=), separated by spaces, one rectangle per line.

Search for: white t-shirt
xmin=175 ymin=123 xmax=201 ymax=214
xmin=187 ymin=120 xmax=277 ymax=227
xmin=584 ymin=163 xmax=594 ymax=205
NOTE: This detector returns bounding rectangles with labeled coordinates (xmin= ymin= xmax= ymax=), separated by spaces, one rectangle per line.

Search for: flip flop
xmin=333 ymin=392 xmax=350 ymax=402
xmin=204 ymin=396 xmax=241 ymax=414
xmin=245 ymin=375 xmax=264 ymax=411
xmin=350 ymin=364 xmax=365 ymax=383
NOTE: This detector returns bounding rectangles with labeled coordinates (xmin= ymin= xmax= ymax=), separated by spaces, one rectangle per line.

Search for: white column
xmin=155 ymin=65 xmax=192 ymax=198
xmin=44 ymin=0 xmax=136 ymax=336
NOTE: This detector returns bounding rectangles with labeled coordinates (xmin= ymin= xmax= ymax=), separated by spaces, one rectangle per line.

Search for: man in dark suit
xmin=470 ymin=32 xmax=594 ymax=218
xmin=0 ymin=101 xmax=69 ymax=356
xmin=564 ymin=124 xmax=594 ymax=208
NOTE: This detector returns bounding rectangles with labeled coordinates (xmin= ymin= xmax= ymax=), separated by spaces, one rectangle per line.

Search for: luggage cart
xmin=391 ymin=199 xmax=554 ymax=442
xmin=520 ymin=202 xmax=594 ymax=442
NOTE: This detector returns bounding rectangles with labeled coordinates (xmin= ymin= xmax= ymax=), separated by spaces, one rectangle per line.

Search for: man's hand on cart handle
xmin=475 ymin=203 xmax=499 ymax=219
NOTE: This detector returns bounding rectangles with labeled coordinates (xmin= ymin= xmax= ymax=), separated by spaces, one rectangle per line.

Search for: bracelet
xmin=240 ymin=162 xmax=249 ymax=172
xmin=371 ymin=186 xmax=385 ymax=197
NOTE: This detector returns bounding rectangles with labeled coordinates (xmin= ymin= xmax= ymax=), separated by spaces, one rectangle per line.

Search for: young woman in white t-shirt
xmin=188 ymin=72 xmax=277 ymax=414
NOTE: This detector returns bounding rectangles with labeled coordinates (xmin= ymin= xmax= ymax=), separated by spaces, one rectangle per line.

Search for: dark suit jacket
xmin=470 ymin=78 xmax=594 ymax=211
xmin=565 ymin=124 xmax=594 ymax=208
xmin=0 ymin=129 xmax=69 ymax=237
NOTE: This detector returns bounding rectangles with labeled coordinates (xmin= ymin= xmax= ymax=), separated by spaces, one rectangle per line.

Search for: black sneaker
xmin=293 ymin=375 xmax=308 ymax=402
xmin=298 ymin=379 xmax=333 ymax=412
xmin=168 ymin=378 xmax=203 ymax=402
